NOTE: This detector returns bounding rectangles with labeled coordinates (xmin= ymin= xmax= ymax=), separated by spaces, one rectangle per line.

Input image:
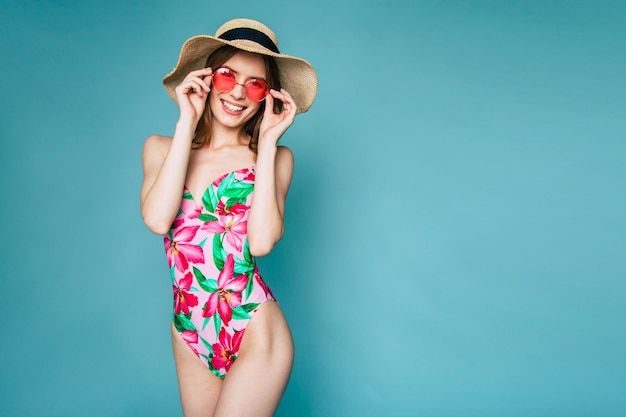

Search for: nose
xmin=229 ymin=82 xmax=247 ymax=100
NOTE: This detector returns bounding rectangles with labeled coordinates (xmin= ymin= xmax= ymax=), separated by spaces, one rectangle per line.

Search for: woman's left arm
xmin=247 ymin=89 xmax=297 ymax=256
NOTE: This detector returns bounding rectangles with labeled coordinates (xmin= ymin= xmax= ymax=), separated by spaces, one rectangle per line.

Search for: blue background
xmin=1 ymin=0 xmax=625 ymax=416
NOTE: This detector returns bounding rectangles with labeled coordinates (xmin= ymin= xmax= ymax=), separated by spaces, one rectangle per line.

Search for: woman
xmin=140 ymin=18 xmax=317 ymax=417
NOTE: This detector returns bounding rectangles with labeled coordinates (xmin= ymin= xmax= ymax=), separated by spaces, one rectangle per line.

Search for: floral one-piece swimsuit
xmin=164 ymin=166 xmax=275 ymax=379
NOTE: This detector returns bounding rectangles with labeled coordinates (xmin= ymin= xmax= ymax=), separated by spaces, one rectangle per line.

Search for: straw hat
xmin=163 ymin=18 xmax=318 ymax=114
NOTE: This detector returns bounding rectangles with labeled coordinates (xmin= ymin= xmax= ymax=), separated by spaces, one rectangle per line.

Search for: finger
xmin=181 ymin=69 xmax=212 ymax=88
xmin=269 ymin=88 xmax=284 ymax=99
xmin=270 ymin=89 xmax=295 ymax=106
xmin=280 ymin=89 xmax=296 ymax=109
xmin=271 ymin=89 xmax=296 ymax=115
xmin=198 ymin=76 xmax=212 ymax=92
xmin=264 ymin=92 xmax=275 ymax=116
xmin=181 ymin=79 xmax=208 ymax=97
xmin=270 ymin=88 xmax=292 ymax=100
xmin=182 ymin=75 xmax=212 ymax=93
xmin=202 ymin=74 xmax=213 ymax=90
xmin=185 ymin=79 xmax=205 ymax=94
xmin=280 ymin=88 xmax=294 ymax=99
xmin=185 ymin=67 xmax=213 ymax=79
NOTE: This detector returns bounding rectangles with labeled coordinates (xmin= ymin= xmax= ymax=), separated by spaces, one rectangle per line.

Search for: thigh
xmin=212 ymin=301 xmax=294 ymax=417
xmin=171 ymin=323 xmax=222 ymax=417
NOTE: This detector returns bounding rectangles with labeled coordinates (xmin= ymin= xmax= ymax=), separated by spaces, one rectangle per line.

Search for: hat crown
xmin=215 ymin=18 xmax=279 ymax=50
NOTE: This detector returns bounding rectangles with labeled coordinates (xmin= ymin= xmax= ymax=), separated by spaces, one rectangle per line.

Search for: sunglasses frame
xmin=211 ymin=67 xmax=269 ymax=102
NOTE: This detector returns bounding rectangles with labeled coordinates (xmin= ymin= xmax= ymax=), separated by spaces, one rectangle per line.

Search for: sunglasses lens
xmin=245 ymin=79 xmax=268 ymax=102
xmin=212 ymin=68 xmax=268 ymax=102
xmin=212 ymin=69 xmax=236 ymax=92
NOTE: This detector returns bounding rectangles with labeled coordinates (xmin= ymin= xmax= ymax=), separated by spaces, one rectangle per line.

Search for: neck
xmin=207 ymin=122 xmax=249 ymax=150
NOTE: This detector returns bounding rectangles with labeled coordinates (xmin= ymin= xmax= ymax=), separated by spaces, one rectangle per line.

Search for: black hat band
xmin=218 ymin=28 xmax=280 ymax=54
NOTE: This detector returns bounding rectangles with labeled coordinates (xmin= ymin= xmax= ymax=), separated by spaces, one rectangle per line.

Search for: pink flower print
xmin=215 ymin=201 xmax=248 ymax=216
xmin=181 ymin=329 xmax=198 ymax=344
xmin=173 ymin=272 xmax=199 ymax=315
xmin=202 ymin=212 xmax=248 ymax=252
xmin=172 ymin=217 xmax=184 ymax=229
xmin=180 ymin=330 xmax=199 ymax=356
xmin=165 ymin=226 xmax=205 ymax=272
xmin=254 ymin=269 xmax=274 ymax=299
xmin=211 ymin=327 xmax=244 ymax=372
xmin=243 ymin=171 xmax=255 ymax=181
xmin=202 ymin=254 xmax=248 ymax=325
xmin=188 ymin=205 xmax=203 ymax=219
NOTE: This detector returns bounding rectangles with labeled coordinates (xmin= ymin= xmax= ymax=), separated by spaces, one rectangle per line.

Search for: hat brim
xmin=163 ymin=35 xmax=318 ymax=114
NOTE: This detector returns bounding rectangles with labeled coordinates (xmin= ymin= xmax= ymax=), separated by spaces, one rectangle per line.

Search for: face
xmin=208 ymin=51 xmax=267 ymax=130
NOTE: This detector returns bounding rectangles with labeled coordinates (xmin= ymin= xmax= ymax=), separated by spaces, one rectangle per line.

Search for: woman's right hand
xmin=175 ymin=67 xmax=213 ymax=124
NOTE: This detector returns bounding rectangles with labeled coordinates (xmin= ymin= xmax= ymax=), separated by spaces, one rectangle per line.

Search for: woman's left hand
xmin=258 ymin=88 xmax=297 ymax=146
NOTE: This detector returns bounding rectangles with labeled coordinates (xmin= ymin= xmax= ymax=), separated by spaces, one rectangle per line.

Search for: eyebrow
xmin=221 ymin=65 xmax=267 ymax=82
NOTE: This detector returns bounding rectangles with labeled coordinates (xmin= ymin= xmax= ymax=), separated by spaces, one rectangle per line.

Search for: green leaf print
xmin=202 ymin=317 xmax=210 ymax=331
xmin=174 ymin=313 xmax=196 ymax=332
xmin=208 ymin=187 xmax=219 ymax=211
xmin=198 ymin=213 xmax=218 ymax=223
xmin=213 ymin=313 xmax=222 ymax=338
xmin=231 ymin=306 xmax=251 ymax=320
xmin=223 ymin=183 xmax=253 ymax=199
xmin=216 ymin=173 xmax=237 ymax=198
xmin=169 ymin=265 xmax=176 ymax=283
xmin=234 ymin=255 xmax=254 ymax=275
xmin=202 ymin=188 xmax=216 ymax=212
xmin=241 ymin=302 xmax=259 ymax=313
xmin=173 ymin=315 xmax=185 ymax=333
xmin=192 ymin=266 xmax=207 ymax=283
xmin=183 ymin=190 xmax=193 ymax=200
xmin=231 ymin=178 xmax=253 ymax=189
xmin=200 ymin=335 xmax=213 ymax=352
xmin=209 ymin=362 xmax=222 ymax=379
xmin=225 ymin=197 xmax=247 ymax=209
xmin=213 ymin=234 xmax=225 ymax=270
xmin=243 ymin=239 xmax=252 ymax=263
xmin=198 ymin=279 xmax=218 ymax=292
xmin=245 ymin=270 xmax=254 ymax=296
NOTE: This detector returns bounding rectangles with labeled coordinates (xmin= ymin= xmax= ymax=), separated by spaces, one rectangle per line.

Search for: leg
xmin=171 ymin=323 xmax=222 ymax=417
xmin=213 ymin=301 xmax=294 ymax=417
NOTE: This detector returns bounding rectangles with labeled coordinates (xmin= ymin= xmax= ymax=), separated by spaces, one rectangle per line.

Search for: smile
xmin=221 ymin=100 xmax=245 ymax=112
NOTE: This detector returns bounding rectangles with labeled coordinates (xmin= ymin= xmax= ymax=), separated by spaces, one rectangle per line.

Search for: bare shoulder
xmin=142 ymin=134 xmax=173 ymax=180
xmin=143 ymin=134 xmax=172 ymax=158
xmin=276 ymin=145 xmax=294 ymax=171
xmin=275 ymin=146 xmax=294 ymax=193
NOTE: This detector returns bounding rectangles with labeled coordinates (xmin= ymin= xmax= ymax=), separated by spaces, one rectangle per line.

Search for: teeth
xmin=222 ymin=101 xmax=244 ymax=112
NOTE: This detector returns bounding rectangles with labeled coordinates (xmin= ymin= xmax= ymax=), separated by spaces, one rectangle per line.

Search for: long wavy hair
xmin=191 ymin=45 xmax=283 ymax=153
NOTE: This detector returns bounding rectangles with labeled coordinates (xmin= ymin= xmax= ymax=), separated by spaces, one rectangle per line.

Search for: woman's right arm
xmin=140 ymin=68 xmax=213 ymax=235
xmin=140 ymin=126 xmax=193 ymax=235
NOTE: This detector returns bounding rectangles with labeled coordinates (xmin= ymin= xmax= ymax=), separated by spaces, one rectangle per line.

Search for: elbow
xmin=248 ymin=240 xmax=274 ymax=257
xmin=142 ymin=212 xmax=172 ymax=236
xmin=149 ymin=224 xmax=171 ymax=236
xmin=145 ymin=221 xmax=171 ymax=236
xmin=247 ymin=227 xmax=283 ymax=257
